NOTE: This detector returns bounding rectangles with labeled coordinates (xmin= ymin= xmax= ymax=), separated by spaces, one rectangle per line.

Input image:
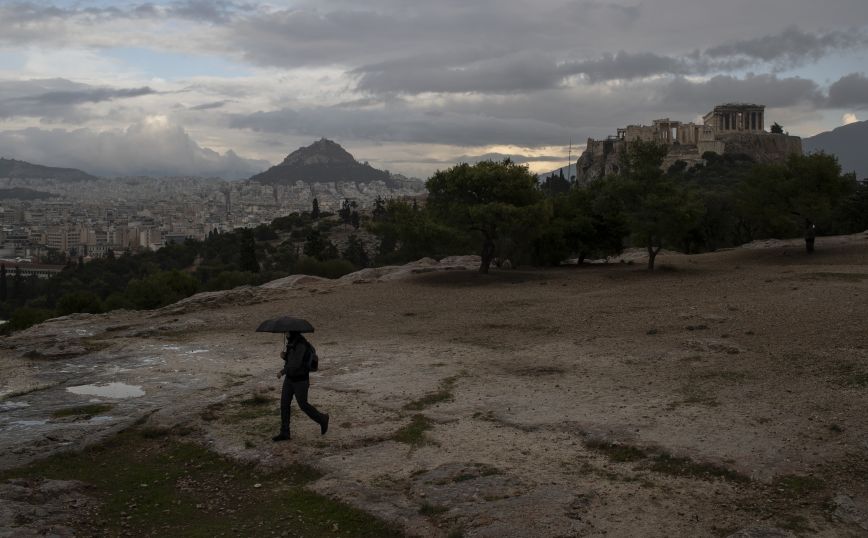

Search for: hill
xmin=0 ymin=158 xmax=98 ymax=182
xmin=2 ymin=234 xmax=868 ymax=535
xmin=249 ymin=138 xmax=391 ymax=185
xmin=803 ymin=120 xmax=868 ymax=179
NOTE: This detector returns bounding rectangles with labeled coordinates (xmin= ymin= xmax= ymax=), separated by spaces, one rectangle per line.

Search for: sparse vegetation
xmin=418 ymin=502 xmax=449 ymax=516
xmin=0 ymin=428 xmax=403 ymax=537
xmin=392 ymin=414 xmax=435 ymax=446
xmin=51 ymin=404 xmax=113 ymax=418
xmin=404 ymin=375 xmax=460 ymax=411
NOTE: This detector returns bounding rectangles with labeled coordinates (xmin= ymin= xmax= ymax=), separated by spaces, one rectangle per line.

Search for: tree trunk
xmin=479 ymin=237 xmax=495 ymax=274
xmin=578 ymin=252 xmax=586 ymax=265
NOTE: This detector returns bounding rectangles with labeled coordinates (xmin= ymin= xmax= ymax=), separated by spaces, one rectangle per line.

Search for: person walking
xmin=273 ymin=331 xmax=329 ymax=441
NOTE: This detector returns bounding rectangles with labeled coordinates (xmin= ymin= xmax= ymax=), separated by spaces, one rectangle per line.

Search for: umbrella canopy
xmin=256 ymin=316 xmax=315 ymax=334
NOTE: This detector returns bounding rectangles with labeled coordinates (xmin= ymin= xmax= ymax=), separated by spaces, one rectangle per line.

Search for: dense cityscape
xmin=0 ymin=173 xmax=425 ymax=271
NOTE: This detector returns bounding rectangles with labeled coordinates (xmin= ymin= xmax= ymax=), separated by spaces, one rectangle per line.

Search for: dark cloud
xmin=0 ymin=79 xmax=156 ymax=120
xmin=229 ymin=105 xmax=575 ymax=147
xmin=189 ymin=100 xmax=233 ymax=110
xmin=167 ymin=1 xmax=251 ymax=23
xmin=661 ymin=74 xmax=823 ymax=111
xmin=354 ymin=52 xmax=565 ymax=94
xmin=0 ymin=123 xmax=269 ymax=179
xmin=563 ymin=51 xmax=694 ymax=82
xmin=827 ymin=73 xmax=868 ymax=109
xmin=706 ymin=26 xmax=868 ymax=67
xmin=14 ymin=87 xmax=155 ymax=106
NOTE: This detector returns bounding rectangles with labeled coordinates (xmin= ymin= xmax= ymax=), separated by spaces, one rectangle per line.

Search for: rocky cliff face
xmin=575 ymin=133 xmax=803 ymax=183
xmin=717 ymin=133 xmax=802 ymax=164
xmin=575 ymin=138 xmax=626 ymax=185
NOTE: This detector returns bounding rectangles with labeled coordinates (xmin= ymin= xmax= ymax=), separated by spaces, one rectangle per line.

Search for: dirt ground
xmin=1 ymin=234 xmax=867 ymax=537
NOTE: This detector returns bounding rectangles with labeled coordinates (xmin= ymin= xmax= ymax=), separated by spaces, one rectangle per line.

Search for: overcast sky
xmin=0 ymin=0 xmax=866 ymax=178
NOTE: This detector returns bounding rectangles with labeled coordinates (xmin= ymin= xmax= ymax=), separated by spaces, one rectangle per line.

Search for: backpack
xmin=304 ymin=344 xmax=319 ymax=372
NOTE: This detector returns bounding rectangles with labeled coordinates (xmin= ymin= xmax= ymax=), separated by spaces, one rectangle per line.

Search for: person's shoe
xmin=272 ymin=433 xmax=290 ymax=442
xmin=320 ymin=414 xmax=329 ymax=436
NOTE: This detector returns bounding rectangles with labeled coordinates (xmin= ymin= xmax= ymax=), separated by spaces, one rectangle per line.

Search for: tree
xmin=770 ymin=122 xmax=784 ymax=134
xmin=311 ymin=198 xmax=320 ymax=220
xmin=611 ymin=141 xmax=701 ymax=270
xmin=426 ymin=159 xmax=542 ymax=273
xmin=369 ymin=199 xmax=470 ymax=265
xmin=342 ymin=234 xmax=370 ymax=268
xmin=350 ymin=210 xmax=360 ymax=230
xmin=12 ymin=267 xmax=21 ymax=300
xmin=739 ymin=152 xmax=856 ymax=253
xmin=303 ymin=229 xmax=338 ymax=260
xmin=338 ymin=199 xmax=353 ymax=226
xmin=0 ymin=264 xmax=6 ymax=302
xmin=57 ymin=291 xmax=103 ymax=316
xmin=540 ymin=170 xmax=571 ymax=197
xmin=372 ymin=196 xmax=387 ymax=221
xmin=238 ymin=229 xmax=260 ymax=272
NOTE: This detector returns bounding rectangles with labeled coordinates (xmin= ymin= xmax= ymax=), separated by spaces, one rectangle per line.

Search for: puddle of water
xmin=0 ymin=401 xmax=31 ymax=412
xmin=67 ymin=382 xmax=145 ymax=399
xmin=9 ymin=420 xmax=48 ymax=427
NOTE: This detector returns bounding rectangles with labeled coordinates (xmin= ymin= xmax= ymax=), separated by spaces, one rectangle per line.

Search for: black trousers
xmin=280 ymin=378 xmax=325 ymax=434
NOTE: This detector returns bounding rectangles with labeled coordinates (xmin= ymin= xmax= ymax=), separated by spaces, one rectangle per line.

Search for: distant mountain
xmin=803 ymin=120 xmax=868 ymax=179
xmin=250 ymin=138 xmax=391 ymax=185
xmin=0 ymin=158 xmax=97 ymax=182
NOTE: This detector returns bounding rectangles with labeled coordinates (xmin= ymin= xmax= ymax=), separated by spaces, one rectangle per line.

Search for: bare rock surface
xmin=0 ymin=478 xmax=94 ymax=537
xmin=1 ymin=237 xmax=868 ymax=536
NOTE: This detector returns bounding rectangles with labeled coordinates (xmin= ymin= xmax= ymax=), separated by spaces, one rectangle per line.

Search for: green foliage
xmin=57 ymin=291 xmax=103 ymax=316
xmin=770 ymin=122 xmax=784 ymax=134
xmin=3 ymin=307 xmax=56 ymax=333
xmin=303 ymin=229 xmax=339 ymax=261
xmin=371 ymin=199 xmax=470 ymax=265
xmin=202 ymin=271 xmax=260 ymax=291
xmin=238 ymin=229 xmax=260 ymax=273
xmin=342 ymin=234 xmax=370 ymax=268
xmin=739 ymin=153 xmax=856 ymax=251
xmin=125 ymin=270 xmax=199 ymax=310
xmin=609 ymin=141 xmax=702 ymax=270
xmin=0 ymin=429 xmax=403 ymax=537
xmin=533 ymin=182 xmax=626 ymax=265
xmin=427 ymin=159 xmax=542 ymax=273
xmin=539 ymin=169 xmax=571 ymax=196
xmin=293 ymin=257 xmax=357 ymax=279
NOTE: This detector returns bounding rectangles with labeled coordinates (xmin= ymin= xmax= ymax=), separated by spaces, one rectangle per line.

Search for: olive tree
xmin=426 ymin=159 xmax=542 ymax=273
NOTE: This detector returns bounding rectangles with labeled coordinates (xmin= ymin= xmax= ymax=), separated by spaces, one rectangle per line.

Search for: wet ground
xmin=1 ymin=241 xmax=867 ymax=536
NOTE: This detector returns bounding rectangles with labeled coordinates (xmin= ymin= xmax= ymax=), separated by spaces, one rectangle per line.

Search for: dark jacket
xmin=283 ymin=336 xmax=311 ymax=382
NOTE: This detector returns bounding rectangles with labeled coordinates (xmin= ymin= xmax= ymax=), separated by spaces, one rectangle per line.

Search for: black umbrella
xmin=256 ymin=316 xmax=315 ymax=333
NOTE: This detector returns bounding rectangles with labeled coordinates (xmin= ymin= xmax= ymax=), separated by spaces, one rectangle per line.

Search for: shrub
xmin=292 ymin=257 xmax=356 ymax=279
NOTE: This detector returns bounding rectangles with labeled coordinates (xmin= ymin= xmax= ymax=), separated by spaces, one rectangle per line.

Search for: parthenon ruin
xmin=576 ymin=103 xmax=802 ymax=183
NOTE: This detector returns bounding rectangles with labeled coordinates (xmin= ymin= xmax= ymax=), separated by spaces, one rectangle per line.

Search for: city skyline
xmin=1 ymin=0 xmax=867 ymax=178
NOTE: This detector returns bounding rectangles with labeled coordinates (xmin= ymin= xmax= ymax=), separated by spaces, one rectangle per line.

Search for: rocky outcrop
xmin=575 ymin=133 xmax=803 ymax=183
xmin=575 ymin=138 xmax=626 ymax=185
xmin=717 ymin=133 xmax=802 ymax=163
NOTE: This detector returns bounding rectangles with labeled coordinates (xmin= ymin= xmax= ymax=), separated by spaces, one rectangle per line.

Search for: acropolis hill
xmin=576 ymin=103 xmax=804 ymax=183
